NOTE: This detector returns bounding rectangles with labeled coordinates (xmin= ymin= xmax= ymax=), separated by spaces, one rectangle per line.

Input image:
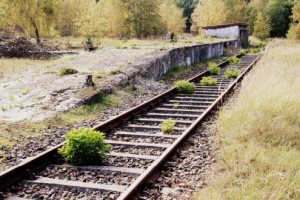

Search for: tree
xmin=253 ymin=12 xmax=271 ymax=39
xmin=226 ymin=0 xmax=248 ymax=23
xmin=287 ymin=2 xmax=300 ymax=39
xmin=191 ymin=0 xmax=228 ymax=32
xmin=122 ymin=0 xmax=164 ymax=38
xmin=267 ymin=0 xmax=294 ymax=37
xmin=176 ymin=0 xmax=199 ymax=32
xmin=160 ymin=0 xmax=186 ymax=34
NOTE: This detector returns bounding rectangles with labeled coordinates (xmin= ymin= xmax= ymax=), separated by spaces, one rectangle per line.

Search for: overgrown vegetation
xmin=58 ymin=128 xmax=111 ymax=165
xmin=224 ymin=67 xmax=242 ymax=79
xmin=174 ymin=80 xmax=196 ymax=94
xmin=195 ymin=40 xmax=300 ymax=200
xmin=249 ymin=48 xmax=261 ymax=54
xmin=207 ymin=63 xmax=220 ymax=75
xmin=200 ymin=77 xmax=217 ymax=86
xmin=239 ymin=50 xmax=246 ymax=56
xmin=59 ymin=67 xmax=78 ymax=76
xmin=160 ymin=118 xmax=176 ymax=134
xmin=228 ymin=57 xmax=241 ymax=64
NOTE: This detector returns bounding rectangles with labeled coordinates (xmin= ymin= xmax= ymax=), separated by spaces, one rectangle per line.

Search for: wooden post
xmin=85 ymin=74 xmax=95 ymax=87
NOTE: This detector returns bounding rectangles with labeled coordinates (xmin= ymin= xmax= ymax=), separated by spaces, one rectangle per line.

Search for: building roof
xmin=202 ymin=23 xmax=248 ymax=30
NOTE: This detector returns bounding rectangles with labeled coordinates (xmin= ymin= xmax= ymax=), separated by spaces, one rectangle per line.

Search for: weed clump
xmin=160 ymin=118 xmax=176 ymax=134
xmin=250 ymin=48 xmax=261 ymax=54
xmin=58 ymin=128 xmax=111 ymax=165
xmin=174 ymin=80 xmax=196 ymax=94
xmin=200 ymin=77 xmax=217 ymax=86
xmin=240 ymin=50 xmax=246 ymax=56
xmin=22 ymin=88 xmax=30 ymax=95
xmin=60 ymin=68 xmax=78 ymax=76
xmin=229 ymin=57 xmax=241 ymax=64
xmin=224 ymin=67 xmax=242 ymax=79
xmin=207 ymin=63 xmax=221 ymax=75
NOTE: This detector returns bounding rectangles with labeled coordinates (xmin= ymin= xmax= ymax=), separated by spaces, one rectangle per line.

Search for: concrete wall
xmin=129 ymin=40 xmax=240 ymax=80
xmin=205 ymin=26 xmax=240 ymax=38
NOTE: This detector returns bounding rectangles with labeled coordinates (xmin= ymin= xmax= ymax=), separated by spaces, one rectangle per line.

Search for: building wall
xmin=205 ymin=26 xmax=240 ymax=38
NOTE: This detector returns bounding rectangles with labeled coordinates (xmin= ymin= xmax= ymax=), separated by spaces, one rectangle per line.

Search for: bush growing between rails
xmin=160 ymin=118 xmax=176 ymax=134
xmin=207 ymin=63 xmax=221 ymax=75
xmin=174 ymin=80 xmax=196 ymax=94
xmin=229 ymin=57 xmax=241 ymax=64
xmin=200 ymin=77 xmax=217 ymax=86
xmin=58 ymin=128 xmax=111 ymax=165
xmin=224 ymin=67 xmax=241 ymax=79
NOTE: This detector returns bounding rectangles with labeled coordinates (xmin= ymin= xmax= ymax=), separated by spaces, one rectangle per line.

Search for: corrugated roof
xmin=202 ymin=23 xmax=248 ymax=29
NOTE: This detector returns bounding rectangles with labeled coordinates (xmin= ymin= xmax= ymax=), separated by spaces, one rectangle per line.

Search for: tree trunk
xmin=30 ymin=17 xmax=41 ymax=44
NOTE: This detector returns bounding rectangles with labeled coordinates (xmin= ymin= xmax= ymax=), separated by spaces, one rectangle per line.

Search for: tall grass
xmin=195 ymin=40 xmax=300 ymax=200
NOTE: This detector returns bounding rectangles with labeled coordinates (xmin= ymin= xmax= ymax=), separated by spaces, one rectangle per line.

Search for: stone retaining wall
xmin=130 ymin=39 xmax=240 ymax=80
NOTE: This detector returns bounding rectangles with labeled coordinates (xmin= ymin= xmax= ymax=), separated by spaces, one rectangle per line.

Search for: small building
xmin=202 ymin=23 xmax=249 ymax=47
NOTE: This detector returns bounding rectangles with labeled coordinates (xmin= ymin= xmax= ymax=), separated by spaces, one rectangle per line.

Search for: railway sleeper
xmin=122 ymin=124 xmax=186 ymax=133
xmin=167 ymin=100 xmax=213 ymax=105
xmin=161 ymin=103 xmax=209 ymax=109
xmin=145 ymin=112 xmax=199 ymax=120
xmin=112 ymin=131 xmax=179 ymax=139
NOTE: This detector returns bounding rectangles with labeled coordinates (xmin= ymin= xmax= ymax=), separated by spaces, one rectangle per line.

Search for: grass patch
xmin=195 ymin=39 xmax=300 ymax=200
xmin=207 ymin=63 xmax=221 ymax=75
xmin=200 ymin=77 xmax=217 ymax=86
xmin=224 ymin=67 xmax=242 ymax=79
xmin=165 ymin=65 xmax=191 ymax=78
xmin=229 ymin=57 xmax=241 ymax=64
xmin=160 ymin=118 xmax=176 ymax=134
xmin=174 ymin=80 xmax=196 ymax=94
xmin=22 ymin=88 xmax=30 ymax=95
xmin=0 ymin=58 xmax=53 ymax=78
xmin=59 ymin=67 xmax=78 ymax=76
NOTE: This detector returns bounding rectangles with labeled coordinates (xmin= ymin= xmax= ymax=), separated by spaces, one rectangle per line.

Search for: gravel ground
xmin=139 ymin=116 xmax=218 ymax=200
xmin=3 ymin=183 xmax=120 ymax=200
xmin=112 ymin=146 xmax=164 ymax=156
xmin=36 ymin=165 xmax=137 ymax=186
xmin=107 ymin=135 xmax=176 ymax=144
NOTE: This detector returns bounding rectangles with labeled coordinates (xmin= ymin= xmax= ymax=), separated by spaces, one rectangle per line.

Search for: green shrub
xmin=174 ymin=80 xmax=196 ymax=94
xmin=60 ymin=68 xmax=78 ymax=76
xmin=160 ymin=118 xmax=176 ymax=134
xmin=240 ymin=50 xmax=246 ymax=56
xmin=58 ymin=128 xmax=111 ymax=165
xmin=224 ymin=67 xmax=242 ymax=79
xmin=250 ymin=48 xmax=261 ymax=53
xmin=200 ymin=77 xmax=218 ymax=86
xmin=207 ymin=63 xmax=221 ymax=75
xmin=229 ymin=57 xmax=241 ymax=64
xmin=258 ymin=41 xmax=267 ymax=48
xmin=222 ymin=57 xmax=229 ymax=61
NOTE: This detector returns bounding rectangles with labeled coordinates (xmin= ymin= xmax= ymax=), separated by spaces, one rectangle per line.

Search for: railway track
xmin=0 ymin=53 xmax=261 ymax=200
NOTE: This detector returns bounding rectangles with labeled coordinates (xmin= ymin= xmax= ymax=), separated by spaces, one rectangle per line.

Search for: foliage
xmin=288 ymin=3 xmax=300 ymax=39
xmin=59 ymin=68 xmax=78 ymax=76
xmin=160 ymin=1 xmax=186 ymax=34
xmin=58 ymin=128 xmax=111 ymax=165
xmin=249 ymin=48 xmax=261 ymax=53
xmin=174 ymin=80 xmax=196 ymax=94
xmin=266 ymin=0 xmax=294 ymax=38
xmin=175 ymin=0 xmax=199 ymax=32
xmin=196 ymin=41 xmax=300 ymax=199
xmin=254 ymin=12 xmax=271 ymax=39
xmin=200 ymin=77 xmax=217 ymax=86
xmin=224 ymin=67 xmax=241 ymax=78
xmin=160 ymin=118 xmax=176 ymax=134
xmin=192 ymin=0 xmax=228 ymax=32
xmin=225 ymin=0 xmax=248 ymax=23
xmin=207 ymin=63 xmax=221 ymax=75
xmin=239 ymin=50 xmax=246 ymax=56
xmin=229 ymin=57 xmax=241 ymax=64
